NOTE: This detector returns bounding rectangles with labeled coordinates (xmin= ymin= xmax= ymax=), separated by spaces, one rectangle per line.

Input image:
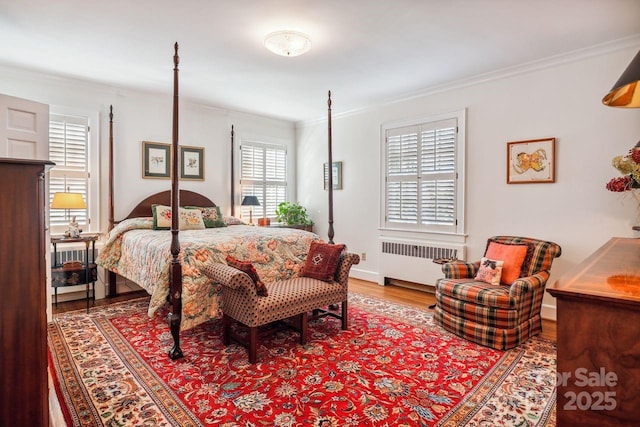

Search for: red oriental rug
xmin=48 ymin=293 xmax=556 ymax=426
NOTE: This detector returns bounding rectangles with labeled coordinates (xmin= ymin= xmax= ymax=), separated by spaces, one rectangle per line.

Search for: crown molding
xmin=298 ymin=35 xmax=640 ymax=127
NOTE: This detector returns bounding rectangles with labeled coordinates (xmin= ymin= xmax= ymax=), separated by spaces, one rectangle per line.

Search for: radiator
xmin=51 ymin=248 xmax=92 ymax=265
xmin=378 ymin=237 xmax=466 ymax=286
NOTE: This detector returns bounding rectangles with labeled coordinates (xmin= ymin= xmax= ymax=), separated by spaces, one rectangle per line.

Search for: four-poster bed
xmin=100 ymin=44 xmax=339 ymax=359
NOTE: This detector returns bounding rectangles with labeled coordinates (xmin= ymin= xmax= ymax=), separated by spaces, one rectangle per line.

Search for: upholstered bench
xmin=203 ymin=252 xmax=360 ymax=363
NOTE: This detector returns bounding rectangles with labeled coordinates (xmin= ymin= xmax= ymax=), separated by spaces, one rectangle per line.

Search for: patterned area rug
xmin=48 ymin=293 xmax=556 ymax=426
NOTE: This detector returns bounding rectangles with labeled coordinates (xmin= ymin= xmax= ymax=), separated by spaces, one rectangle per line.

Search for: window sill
xmin=378 ymin=227 xmax=467 ymax=244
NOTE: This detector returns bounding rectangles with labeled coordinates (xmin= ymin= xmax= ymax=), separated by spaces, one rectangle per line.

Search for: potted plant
xmin=275 ymin=201 xmax=314 ymax=231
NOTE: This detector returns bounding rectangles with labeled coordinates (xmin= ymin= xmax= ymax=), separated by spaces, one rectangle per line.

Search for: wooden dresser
xmin=0 ymin=158 xmax=53 ymax=426
xmin=548 ymin=237 xmax=640 ymax=426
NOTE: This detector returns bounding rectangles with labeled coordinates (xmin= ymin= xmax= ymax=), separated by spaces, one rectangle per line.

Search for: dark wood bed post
xmin=327 ymin=91 xmax=335 ymax=244
xmin=107 ymin=105 xmax=118 ymax=297
xmin=230 ymin=124 xmax=235 ymax=216
xmin=167 ymin=42 xmax=184 ymax=360
xmin=108 ymin=105 xmax=114 ymax=231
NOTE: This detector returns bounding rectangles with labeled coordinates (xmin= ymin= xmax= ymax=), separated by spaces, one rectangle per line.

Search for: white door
xmin=0 ymin=94 xmax=49 ymax=160
xmin=0 ymin=94 xmax=52 ymax=322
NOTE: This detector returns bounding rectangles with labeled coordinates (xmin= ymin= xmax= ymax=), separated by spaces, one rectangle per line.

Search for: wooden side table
xmin=51 ymin=233 xmax=100 ymax=313
xmin=266 ymin=223 xmax=314 ymax=232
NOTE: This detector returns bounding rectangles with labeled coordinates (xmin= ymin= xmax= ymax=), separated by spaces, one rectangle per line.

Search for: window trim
xmin=49 ymin=106 xmax=99 ymax=234
xmin=379 ymin=109 xmax=466 ymax=237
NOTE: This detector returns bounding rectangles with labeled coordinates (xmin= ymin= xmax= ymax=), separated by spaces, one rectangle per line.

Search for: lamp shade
xmin=241 ymin=195 xmax=260 ymax=206
xmin=264 ymin=31 xmax=311 ymax=57
xmin=51 ymin=192 xmax=86 ymax=209
xmin=602 ymin=49 xmax=640 ymax=108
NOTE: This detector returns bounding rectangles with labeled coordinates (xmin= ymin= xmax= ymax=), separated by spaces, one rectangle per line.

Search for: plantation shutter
xmin=386 ymin=126 xmax=419 ymax=224
xmin=240 ymin=141 xmax=287 ymax=219
xmin=49 ymin=113 xmax=90 ymax=229
xmin=385 ymin=118 xmax=458 ymax=232
xmin=420 ymin=119 xmax=456 ymax=226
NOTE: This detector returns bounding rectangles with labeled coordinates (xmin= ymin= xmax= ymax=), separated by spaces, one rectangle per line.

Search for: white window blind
xmin=240 ymin=141 xmax=287 ymax=219
xmin=384 ymin=117 xmax=459 ymax=232
xmin=49 ymin=113 xmax=90 ymax=231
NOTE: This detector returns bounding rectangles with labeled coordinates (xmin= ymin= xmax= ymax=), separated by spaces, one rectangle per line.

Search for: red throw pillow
xmin=225 ymin=255 xmax=268 ymax=297
xmin=300 ymin=242 xmax=346 ymax=282
xmin=484 ymin=241 xmax=530 ymax=285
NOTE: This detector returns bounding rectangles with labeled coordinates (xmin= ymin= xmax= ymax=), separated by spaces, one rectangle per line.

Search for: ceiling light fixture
xmin=264 ymin=30 xmax=311 ymax=57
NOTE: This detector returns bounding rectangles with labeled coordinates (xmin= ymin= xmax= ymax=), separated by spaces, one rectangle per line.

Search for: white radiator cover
xmin=378 ymin=237 xmax=466 ymax=286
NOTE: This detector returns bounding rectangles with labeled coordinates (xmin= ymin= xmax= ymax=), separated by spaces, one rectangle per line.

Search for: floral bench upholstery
xmin=203 ymin=252 xmax=360 ymax=363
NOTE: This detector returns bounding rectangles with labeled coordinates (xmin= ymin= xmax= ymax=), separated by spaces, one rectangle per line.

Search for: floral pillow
xmin=474 ymin=257 xmax=504 ymax=286
xmin=225 ymin=255 xmax=268 ymax=297
xmin=185 ymin=205 xmax=226 ymax=228
xmin=151 ymin=204 xmax=205 ymax=230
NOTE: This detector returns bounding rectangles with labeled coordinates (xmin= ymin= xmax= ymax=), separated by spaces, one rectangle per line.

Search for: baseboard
xmin=541 ymin=303 xmax=557 ymax=321
xmin=349 ymin=267 xmax=379 ymax=284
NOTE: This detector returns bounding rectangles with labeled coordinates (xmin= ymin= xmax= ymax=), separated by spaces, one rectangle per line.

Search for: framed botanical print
xmin=142 ymin=141 xmax=171 ymax=179
xmin=180 ymin=145 xmax=204 ymax=181
xmin=324 ymin=161 xmax=343 ymax=190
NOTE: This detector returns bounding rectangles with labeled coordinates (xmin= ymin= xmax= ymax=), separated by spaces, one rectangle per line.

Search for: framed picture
xmin=324 ymin=161 xmax=343 ymax=190
xmin=507 ymin=138 xmax=555 ymax=184
xmin=180 ymin=145 xmax=204 ymax=180
xmin=142 ymin=141 xmax=171 ymax=179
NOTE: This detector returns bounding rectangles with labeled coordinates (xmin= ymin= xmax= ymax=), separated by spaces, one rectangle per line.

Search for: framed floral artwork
xmin=323 ymin=161 xmax=342 ymax=190
xmin=507 ymin=138 xmax=555 ymax=184
xmin=142 ymin=141 xmax=171 ymax=179
xmin=180 ymin=145 xmax=204 ymax=181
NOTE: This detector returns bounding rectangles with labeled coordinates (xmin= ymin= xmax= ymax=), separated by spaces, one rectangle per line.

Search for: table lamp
xmin=51 ymin=190 xmax=86 ymax=237
xmin=602 ymin=49 xmax=640 ymax=108
xmin=602 ymin=49 xmax=640 ymax=231
xmin=241 ymin=195 xmax=260 ymax=225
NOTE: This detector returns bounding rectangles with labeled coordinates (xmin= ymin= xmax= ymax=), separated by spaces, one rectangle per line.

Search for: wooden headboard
xmin=123 ymin=189 xmax=216 ymax=220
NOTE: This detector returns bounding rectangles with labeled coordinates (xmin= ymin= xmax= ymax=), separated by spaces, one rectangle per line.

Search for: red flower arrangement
xmin=606 ymin=145 xmax=640 ymax=192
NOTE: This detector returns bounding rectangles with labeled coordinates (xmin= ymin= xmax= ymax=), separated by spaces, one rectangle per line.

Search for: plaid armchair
xmin=434 ymin=236 xmax=561 ymax=350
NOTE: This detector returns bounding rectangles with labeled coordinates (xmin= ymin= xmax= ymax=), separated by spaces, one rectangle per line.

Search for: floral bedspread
xmin=97 ymin=218 xmax=321 ymax=330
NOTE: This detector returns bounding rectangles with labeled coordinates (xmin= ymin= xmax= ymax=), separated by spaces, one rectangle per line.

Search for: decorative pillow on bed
xmin=474 ymin=257 xmax=504 ymax=286
xmin=300 ymin=242 xmax=346 ymax=282
xmin=225 ymin=255 xmax=268 ymax=297
xmin=152 ymin=204 xmax=206 ymax=230
xmin=185 ymin=206 xmax=226 ymax=228
xmin=223 ymin=215 xmax=246 ymax=226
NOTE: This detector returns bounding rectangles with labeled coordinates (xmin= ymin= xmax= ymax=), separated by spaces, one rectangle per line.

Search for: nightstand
xmin=51 ymin=233 xmax=100 ymax=313
xmin=266 ymin=223 xmax=314 ymax=232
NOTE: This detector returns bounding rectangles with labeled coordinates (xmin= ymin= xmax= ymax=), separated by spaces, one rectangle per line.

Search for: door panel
xmin=0 ymin=94 xmax=49 ymax=160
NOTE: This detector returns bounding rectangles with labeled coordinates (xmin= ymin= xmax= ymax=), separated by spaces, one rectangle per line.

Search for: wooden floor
xmin=52 ymin=289 xmax=148 ymax=315
xmin=52 ymin=277 xmax=556 ymax=342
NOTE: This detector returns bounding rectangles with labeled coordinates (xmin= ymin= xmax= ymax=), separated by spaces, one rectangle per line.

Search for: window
xmin=239 ymin=141 xmax=287 ymax=220
xmin=381 ymin=110 xmax=465 ymax=234
xmin=49 ymin=109 xmax=99 ymax=234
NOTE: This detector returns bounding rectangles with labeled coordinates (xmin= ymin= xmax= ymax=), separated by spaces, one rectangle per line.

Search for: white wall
xmin=0 ymin=65 xmax=296 ymax=227
xmin=0 ymin=64 xmax=296 ymax=309
xmin=296 ymin=43 xmax=640 ymax=319
xmin=3 ymin=42 xmax=640 ymax=320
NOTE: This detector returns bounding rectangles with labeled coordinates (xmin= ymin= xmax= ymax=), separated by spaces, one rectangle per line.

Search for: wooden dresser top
xmin=548 ymin=237 xmax=640 ymax=307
